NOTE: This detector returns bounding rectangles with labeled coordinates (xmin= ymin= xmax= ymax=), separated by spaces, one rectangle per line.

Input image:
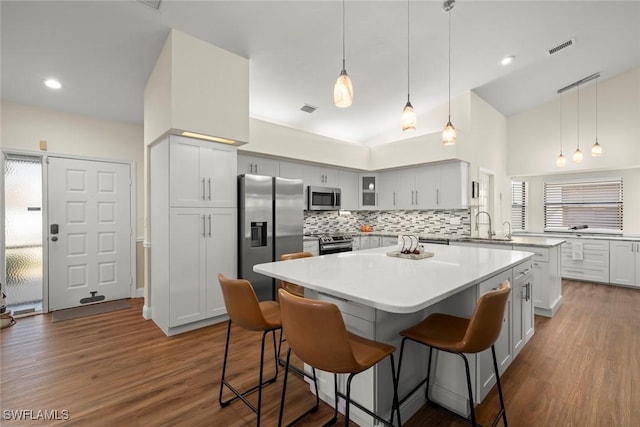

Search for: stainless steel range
xmin=318 ymin=234 xmax=353 ymax=255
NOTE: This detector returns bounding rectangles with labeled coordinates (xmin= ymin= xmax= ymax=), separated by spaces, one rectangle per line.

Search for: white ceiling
xmin=2 ymin=1 xmax=639 ymax=146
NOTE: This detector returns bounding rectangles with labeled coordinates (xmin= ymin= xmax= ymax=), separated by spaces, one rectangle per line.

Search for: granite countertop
xmin=513 ymin=232 xmax=640 ymax=242
xmin=254 ymin=245 xmax=533 ymax=314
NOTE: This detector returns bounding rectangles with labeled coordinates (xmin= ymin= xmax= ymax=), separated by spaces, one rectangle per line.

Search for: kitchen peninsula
xmin=255 ymin=244 xmax=534 ymax=426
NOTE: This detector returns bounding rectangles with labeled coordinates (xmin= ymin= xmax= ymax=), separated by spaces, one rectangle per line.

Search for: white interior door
xmin=48 ymin=157 xmax=132 ymax=310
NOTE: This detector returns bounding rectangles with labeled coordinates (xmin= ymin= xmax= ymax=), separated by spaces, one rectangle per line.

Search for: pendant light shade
xmin=443 ymin=120 xmax=456 ymax=145
xmin=401 ymin=101 xmax=416 ymax=132
xmin=592 ymin=77 xmax=603 ymax=156
xmin=334 ymin=0 xmax=353 ymax=108
xmin=334 ymin=68 xmax=353 ymax=108
xmin=401 ymin=0 xmax=416 ymax=132
xmin=573 ymin=147 xmax=583 ymax=163
xmin=442 ymin=0 xmax=456 ymax=145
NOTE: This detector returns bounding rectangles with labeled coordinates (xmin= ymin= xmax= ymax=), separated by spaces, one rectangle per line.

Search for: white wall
xmin=515 ymin=168 xmax=640 ymax=236
xmin=242 ymin=118 xmax=370 ymax=170
xmin=508 ymin=68 xmax=640 ymax=176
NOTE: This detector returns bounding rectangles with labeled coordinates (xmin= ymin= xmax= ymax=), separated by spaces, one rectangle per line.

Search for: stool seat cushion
xmin=400 ymin=313 xmax=470 ymax=353
xmin=347 ymin=332 xmax=396 ymax=374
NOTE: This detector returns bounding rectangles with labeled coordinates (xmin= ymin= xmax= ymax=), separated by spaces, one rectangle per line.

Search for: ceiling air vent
xmin=547 ymin=38 xmax=575 ymax=56
xmin=300 ymin=104 xmax=317 ymax=114
xmin=136 ymin=0 xmax=162 ymax=10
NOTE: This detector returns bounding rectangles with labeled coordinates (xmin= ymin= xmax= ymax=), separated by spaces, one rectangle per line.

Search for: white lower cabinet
xmin=167 ymin=208 xmax=235 ymax=326
xmin=609 ymin=241 xmax=640 ymax=288
xmin=512 ymin=260 xmax=534 ymax=358
xmin=561 ymin=238 xmax=610 ymax=283
xmin=359 ymin=235 xmax=381 ymax=250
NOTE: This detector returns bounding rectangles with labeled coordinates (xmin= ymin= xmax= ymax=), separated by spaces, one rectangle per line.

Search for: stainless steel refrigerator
xmin=238 ymin=174 xmax=304 ymax=301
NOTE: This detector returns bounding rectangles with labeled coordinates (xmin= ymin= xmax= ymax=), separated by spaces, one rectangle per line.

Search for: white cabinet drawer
xmin=516 ymin=246 xmax=549 ymax=263
xmin=562 ymin=238 xmax=609 ymax=252
xmin=315 ymin=292 xmax=376 ymax=322
xmin=562 ymin=265 xmax=609 ymax=283
xmin=561 ymin=250 xmax=610 ymax=267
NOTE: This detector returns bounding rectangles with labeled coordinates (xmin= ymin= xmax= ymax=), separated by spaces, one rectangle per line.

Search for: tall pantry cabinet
xmin=150 ymin=135 xmax=237 ymax=335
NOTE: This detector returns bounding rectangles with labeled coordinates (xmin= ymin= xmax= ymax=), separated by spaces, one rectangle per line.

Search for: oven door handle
xmin=320 ymin=243 xmax=353 ymax=251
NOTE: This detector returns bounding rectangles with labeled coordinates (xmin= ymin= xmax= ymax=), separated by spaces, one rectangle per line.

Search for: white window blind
xmin=511 ymin=180 xmax=528 ymax=231
xmin=543 ymin=178 xmax=623 ymax=231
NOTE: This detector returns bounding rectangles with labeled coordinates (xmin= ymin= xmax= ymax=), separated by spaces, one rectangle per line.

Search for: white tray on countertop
xmin=386 ymin=250 xmax=434 ymax=260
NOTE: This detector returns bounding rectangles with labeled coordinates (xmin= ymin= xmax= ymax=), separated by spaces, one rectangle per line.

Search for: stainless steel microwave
xmin=307 ymin=186 xmax=341 ymax=211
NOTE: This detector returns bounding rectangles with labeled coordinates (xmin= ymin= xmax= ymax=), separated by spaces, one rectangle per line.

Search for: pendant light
xmin=442 ymin=0 xmax=456 ymax=145
xmin=591 ymin=77 xmax=603 ymax=156
xmin=334 ymin=0 xmax=353 ymax=108
xmin=573 ymin=84 xmax=583 ymax=163
xmin=401 ymin=0 xmax=416 ymax=132
xmin=557 ymin=93 xmax=566 ymax=167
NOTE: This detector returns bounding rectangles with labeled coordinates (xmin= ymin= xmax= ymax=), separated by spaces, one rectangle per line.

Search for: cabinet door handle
xmin=202 ymin=178 xmax=206 ymax=200
xmin=393 ymin=191 xmax=396 ymax=206
xmin=436 ymin=189 xmax=439 ymax=205
xmin=527 ymin=283 xmax=531 ymax=301
xmin=208 ymin=178 xmax=212 ymax=200
xmin=202 ymin=215 xmax=206 ymax=237
xmin=208 ymin=214 xmax=212 ymax=237
xmin=522 ymin=284 xmax=527 ymax=300
xmin=411 ymin=190 xmax=414 ymax=205
xmin=416 ymin=190 xmax=419 ymax=205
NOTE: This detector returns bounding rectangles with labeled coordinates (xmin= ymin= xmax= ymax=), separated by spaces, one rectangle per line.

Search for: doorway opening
xmin=4 ymin=155 xmax=44 ymax=315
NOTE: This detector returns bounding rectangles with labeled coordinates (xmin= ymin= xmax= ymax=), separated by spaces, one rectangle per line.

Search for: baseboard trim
xmin=142 ymin=305 xmax=152 ymax=320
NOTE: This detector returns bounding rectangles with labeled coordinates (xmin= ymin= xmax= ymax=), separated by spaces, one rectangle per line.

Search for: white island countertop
xmin=254 ymin=244 xmax=534 ymax=314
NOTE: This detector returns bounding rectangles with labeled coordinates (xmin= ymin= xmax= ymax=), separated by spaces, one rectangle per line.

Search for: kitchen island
xmin=255 ymin=244 xmax=534 ymax=426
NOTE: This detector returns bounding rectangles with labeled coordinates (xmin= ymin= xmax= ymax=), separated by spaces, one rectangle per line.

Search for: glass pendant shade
xmin=591 ymin=140 xmax=602 ymax=157
xmin=334 ymin=69 xmax=353 ymax=108
xmin=573 ymin=147 xmax=583 ymax=163
xmin=442 ymin=120 xmax=456 ymax=145
xmin=401 ymin=101 xmax=416 ymax=132
xmin=556 ymin=153 xmax=566 ymax=167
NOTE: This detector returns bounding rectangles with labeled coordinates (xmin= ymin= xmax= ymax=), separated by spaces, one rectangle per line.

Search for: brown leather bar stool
xmin=217 ymin=273 xmax=282 ymax=426
xmin=277 ymin=288 xmax=401 ymax=427
xmin=278 ymin=251 xmax=313 ymax=298
xmin=396 ymin=280 xmax=511 ymax=427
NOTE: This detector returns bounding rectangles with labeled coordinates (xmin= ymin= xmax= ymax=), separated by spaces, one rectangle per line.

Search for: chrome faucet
xmin=475 ymin=211 xmax=495 ymax=238
xmin=503 ymin=221 xmax=512 ymax=239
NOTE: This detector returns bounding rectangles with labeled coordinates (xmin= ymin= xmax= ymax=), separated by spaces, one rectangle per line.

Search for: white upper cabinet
xmin=278 ymin=161 xmax=305 ymax=180
xmin=305 ymin=165 xmax=338 ymax=187
xmin=169 ymin=135 xmax=237 ymax=208
xmin=378 ymin=171 xmax=397 ymax=210
xmin=338 ymin=170 xmax=359 ymax=211
xmin=359 ymin=174 xmax=379 ymax=209
xmin=436 ymin=161 xmax=469 ymax=209
xmin=237 ymin=154 xmax=279 ymax=177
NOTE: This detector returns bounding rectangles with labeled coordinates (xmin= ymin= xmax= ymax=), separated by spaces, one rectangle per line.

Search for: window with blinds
xmin=511 ymin=180 xmax=528 ymax=231
xmin=543 ymin=178 xmax=623 ymax=232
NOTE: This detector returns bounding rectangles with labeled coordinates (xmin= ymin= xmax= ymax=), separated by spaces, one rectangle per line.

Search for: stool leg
xmin=344 ymin=373 xmax=356 ymax=427
xmin=491 ymin=345 xmax=508 ymax=427
xmin=272 ymin=329 xmax=279 ymax=377
xmin=219 ymin=320 xmax=233 ymax=407
xmin=388 ymin=353 xmax=401 ymax=427
xmin=425 ymin=346 xmax=434 ymax=403
xmin=323 ymin=373 xmax=339 ymax=426
xmin=277 ymin=349 xmax=292 ymax=427
xmin=460 ymin=352 xmax=477 ymax=426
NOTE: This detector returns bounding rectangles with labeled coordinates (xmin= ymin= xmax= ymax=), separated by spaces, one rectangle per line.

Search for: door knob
xmin=51 ymin=236 xmax=58 ymax=242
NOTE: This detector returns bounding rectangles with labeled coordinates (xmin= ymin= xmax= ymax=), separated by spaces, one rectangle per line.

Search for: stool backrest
xmin=279 ymin=252 xmax=313 ymax=297
xmin=460 ymin=280 xmax=511 ymax=353
xmin=278 ymin=288 xmax=359 ymax=373
xmin=218 ymin=273 xmax=270 ymax=331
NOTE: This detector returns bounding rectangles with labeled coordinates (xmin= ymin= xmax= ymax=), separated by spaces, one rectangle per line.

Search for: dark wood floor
xmin=1 ymin=280 xmax=638 ymax=426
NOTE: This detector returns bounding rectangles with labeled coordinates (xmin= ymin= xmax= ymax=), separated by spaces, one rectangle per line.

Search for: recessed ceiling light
xmin=44 ymin=79 xmax=62 ymax=89
xmin=500 ymin=56 xmax=515 ymax=66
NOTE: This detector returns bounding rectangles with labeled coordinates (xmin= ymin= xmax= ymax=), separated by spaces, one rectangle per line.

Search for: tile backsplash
xmin=304 ymin=210 xmax=471 ymax=236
